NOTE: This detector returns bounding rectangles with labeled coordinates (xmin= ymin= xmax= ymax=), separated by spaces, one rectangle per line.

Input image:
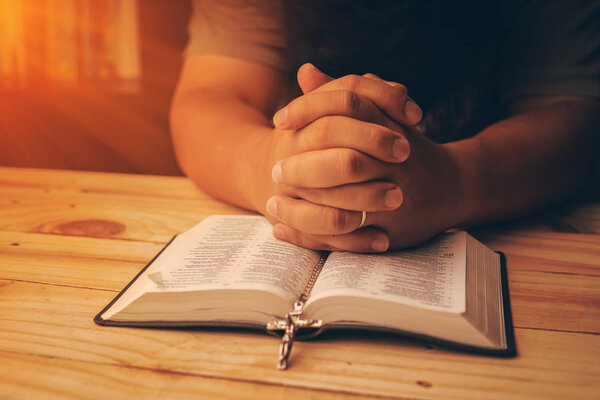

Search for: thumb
xmin=297 ymin=63 xmax=334 ymax=94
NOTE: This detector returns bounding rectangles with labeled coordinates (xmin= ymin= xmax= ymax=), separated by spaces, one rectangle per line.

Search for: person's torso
xmin=283 ymin=0 xmax=509 ymax=142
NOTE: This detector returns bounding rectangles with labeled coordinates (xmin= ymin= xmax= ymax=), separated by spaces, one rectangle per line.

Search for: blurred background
xmin=0 ymin=0 xmax=191 ymax=175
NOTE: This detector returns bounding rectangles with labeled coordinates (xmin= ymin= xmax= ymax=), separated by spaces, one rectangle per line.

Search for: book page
xmin=307 ymin=232 xmax=467 ymax=312
xmin=151 ymin=216 xmax=322 ymax=304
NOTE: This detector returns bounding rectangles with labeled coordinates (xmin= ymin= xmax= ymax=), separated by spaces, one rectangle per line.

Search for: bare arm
xmin=169 ymin=53 xmax=284 ymax=211
xmin=448 ymin=96 xmax=600 ymax=227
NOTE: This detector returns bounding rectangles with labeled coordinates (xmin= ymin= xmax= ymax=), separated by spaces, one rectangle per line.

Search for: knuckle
xmin=326 ymin=208 xmax=350 ymax=232
xmin=308 ymin=117 xmax=332 ymax=147
xmin=394 ymin=83 xmax=408 ymax=95
xmin=384 ymin=90 xmax=400 ymax=106
xmin=339 ymin=149 xmax=362 ymax=178
xmin=319 ymin=116 xmax=333 ymax=138
xmin=384 ymin=84 xmax=408 ymax=107
xmin=367 ymin=125 xmax=390 ymax=152
xmin=342 ymin=74 xmax=361 ymax=92
xmin=339 ymin=90 xmax=360 ymax=115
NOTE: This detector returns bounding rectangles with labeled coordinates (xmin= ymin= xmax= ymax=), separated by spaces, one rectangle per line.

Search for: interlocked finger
xmin=266 ymin=196 xmax=367 ymax=235
xmin=292 ymin=181 xmax=403 ymax=212
xmin=274 ymin=90 xmax=398 ymax=131
xmin=289 ymin=116 xmax=410 ymax=163
xmin=308 ymin=74 xmax=422 ymax=126
xmin=272 ymin=223 xmax=390 ymax=253
xmin=272 ymin=148 xmax=391 ymax=188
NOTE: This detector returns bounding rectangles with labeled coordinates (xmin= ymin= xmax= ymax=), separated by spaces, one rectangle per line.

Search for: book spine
xmin=266 ymin=252 xmax=328 ymax=370
xmin=298 ymin=252 xmax=327 ymax=303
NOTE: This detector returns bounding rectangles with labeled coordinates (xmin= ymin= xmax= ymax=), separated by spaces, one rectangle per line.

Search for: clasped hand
xmin=264 ymin=64 xmax=464 ymax=252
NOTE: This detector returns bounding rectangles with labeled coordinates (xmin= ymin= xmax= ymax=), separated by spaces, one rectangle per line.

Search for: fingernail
xmin=273 ymin=226 xmax=285 ymax=240
xmin=372 ymin=236 xmax=389 ymax=252
xmin=273 ymin=107 xmax=288 ymax=127
xmin=266 ymin=197 xmax=278 ymax=217
xmin=392 ymin=137 xmax=410 ymax=161
xmin=404 ymin=99 xmax=422 ymax=124
xmin=384 ymin=187 xmax=403 ymax=209
xmin=272 ymin=162 xmax=283 ymax=184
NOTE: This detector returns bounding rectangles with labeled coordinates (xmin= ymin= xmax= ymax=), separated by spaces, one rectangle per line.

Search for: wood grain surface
xmin=1 ymin=167 xmax=599 ymax=400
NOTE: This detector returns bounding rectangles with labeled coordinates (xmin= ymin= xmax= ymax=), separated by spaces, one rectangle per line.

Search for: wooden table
xmin=1 ymin=167 xmax=599 ymax=399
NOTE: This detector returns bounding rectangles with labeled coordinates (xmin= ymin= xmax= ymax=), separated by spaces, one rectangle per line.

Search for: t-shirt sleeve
xmin=501 ymin=0 xmax=600 ymax=103
xmin=185 ymin=0 xmax=289 ymax=72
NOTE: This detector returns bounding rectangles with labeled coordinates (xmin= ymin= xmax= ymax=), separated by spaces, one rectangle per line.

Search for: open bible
xmin=95 ymin=215 xmax=515 ymax=368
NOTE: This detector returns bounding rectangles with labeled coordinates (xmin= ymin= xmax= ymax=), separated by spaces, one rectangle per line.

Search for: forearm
xmin=446 ymin=99 xmax=599 ymax=226
xmin=170 ymin=88 xmax=273 ymax=211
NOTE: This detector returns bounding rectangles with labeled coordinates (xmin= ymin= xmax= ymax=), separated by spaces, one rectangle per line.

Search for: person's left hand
xmin=266 ymin=65 xmax=467 ymax=251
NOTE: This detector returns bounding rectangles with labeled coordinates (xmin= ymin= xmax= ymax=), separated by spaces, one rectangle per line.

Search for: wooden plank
xmin=0 ymin=231 xmax=162 ymax=265
xmin=0 ymin=167 xmax=204 ymax=199
xmin=0 ymin=231 xmax=162 ymax=291
xmin=0 ymin=351 xmax=383 ymax=400
xmin=0 ymin=184 xmax=251 ymax=242
xmin=508 ymin=269 xmax=600 ymax=333
xmin=1 ymin=280 xmax=598 ymax=400
xmin=475 ymin=231 xmax=600 ymax=276
xmin=471 ymin=202 xmax=600 ymax=236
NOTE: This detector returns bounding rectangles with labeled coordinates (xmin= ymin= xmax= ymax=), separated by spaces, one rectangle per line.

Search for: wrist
xmin=247 ymin=128 xmax=282 ymax=215
xmin=442 ymin=138 xmax=486 ymax=228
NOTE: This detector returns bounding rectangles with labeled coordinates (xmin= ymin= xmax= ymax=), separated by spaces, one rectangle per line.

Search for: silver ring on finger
xmin=358 ymin=210 xmax=367 ymax=229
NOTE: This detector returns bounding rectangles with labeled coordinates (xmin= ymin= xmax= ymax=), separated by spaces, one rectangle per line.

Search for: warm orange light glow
xmin=0 ymin=0 xmax=188 ymax=176
xmin=0 ymin=0 xmax=141 ymax=91
xmin=0 ymin=0 xmax=26 ymax=85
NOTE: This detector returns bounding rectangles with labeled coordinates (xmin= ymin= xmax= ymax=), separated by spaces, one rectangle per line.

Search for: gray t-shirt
xmin=186 ymin=0 xmax=599 ymax=143
xmin=187 ymin=0 xmax=599 ymax=97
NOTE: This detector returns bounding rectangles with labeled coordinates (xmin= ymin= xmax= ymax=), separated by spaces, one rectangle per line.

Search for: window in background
xmin=0 ymin=0 xmax=141 ymax=92
xmin=0 ymin=0 xmax=188 ymax=175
